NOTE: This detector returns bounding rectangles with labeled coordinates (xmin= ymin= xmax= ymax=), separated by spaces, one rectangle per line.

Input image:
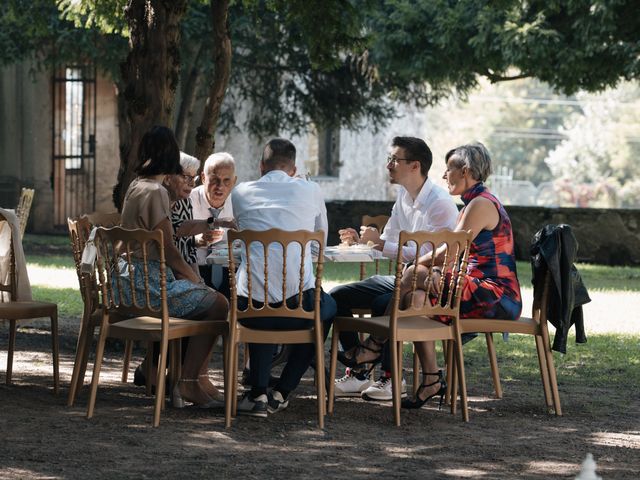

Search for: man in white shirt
xmin=232 ymin=138 xmax=336 ymax=417
xmin=190 ymin=152 xmax=236 ymax=296
xmin=332 ymin=136 xmax=458 ymax=401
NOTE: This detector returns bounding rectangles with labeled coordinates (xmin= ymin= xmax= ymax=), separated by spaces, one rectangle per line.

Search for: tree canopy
xmin=2 ymin=0 xmax=639 ymax=208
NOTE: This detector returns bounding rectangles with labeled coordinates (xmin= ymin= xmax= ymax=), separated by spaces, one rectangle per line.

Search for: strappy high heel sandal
xmin=172 ymin=379 xmax=224 ymax=409
xmin=401 ymin=370 xmax=447 ymax=409
xmin=338 ymin=336 xmax=385 ymax=368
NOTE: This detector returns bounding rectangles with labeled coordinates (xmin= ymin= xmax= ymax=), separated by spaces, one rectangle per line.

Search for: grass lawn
xmin=23 ymin=233 xmax=640 ymax=320
xmin=322 ymin=260 xmax=640 ymax=292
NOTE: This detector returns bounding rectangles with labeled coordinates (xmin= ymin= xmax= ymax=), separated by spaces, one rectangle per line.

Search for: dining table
xmin=206 ymin=243 xmax=387 ymax=265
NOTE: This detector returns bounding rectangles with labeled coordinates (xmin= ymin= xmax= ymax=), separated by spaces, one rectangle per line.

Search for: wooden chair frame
xmin=328 ymin=229 xmax=473 ymax=425
xmin=66 ymin=215 xmax=135 ymax=407
xmin=453 ymin=272 xmax=562 ymax=415
xmin=0 ymin=210 xmax=59 ymax=392
xmin=15 ymin=187 xmax=34 ymax=238
xmin=86 ymin=226 xmax=228 ymax=427
xmin=225 ymin=228 xmax=327 ymax=428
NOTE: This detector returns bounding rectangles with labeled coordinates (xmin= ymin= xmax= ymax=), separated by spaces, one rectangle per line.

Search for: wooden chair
xmin=0 ymin=210 xmax=59 ymax=392
xmin=86 ymin=226 xmax=228 ymax=427
xmin=15 ymin=187 xmax=35 ymax=238
xmin=225 ymin=228 xmax=327 ymax=428
xmin=454 ymin=272 xmax=562 ymax=415
xmin=359 ymin=215 xmax=390 ymax=280
xmin=66 ymin=216 xmax=134 ymax=406
xmin=328 ymin=229 xmax=473 ymax=426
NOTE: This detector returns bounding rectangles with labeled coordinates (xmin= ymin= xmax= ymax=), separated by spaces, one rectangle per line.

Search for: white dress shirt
xmin=190 ymin=185 xmax=234 ymax=266
xmin=232 ymin=170 xmax=328 ymax=303
xmin=380 ymin=178 xmax=458 ymax=261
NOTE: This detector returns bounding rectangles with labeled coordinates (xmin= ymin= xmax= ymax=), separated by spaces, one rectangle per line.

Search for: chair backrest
xmin=67 ymin=216 xmax=99 ymax=311
xmin=389 ymin=229 xmax=472 ymax=330
xmin=94 ymin=226 xmax=169 ymax=325
xmin=227 ymin=228 xmax=324 ymax=329
xmin=82 ymin=211 xmax=121 ymax=228
xmin=15 ymin=188 xmax=35 ymax=238
xmin=0 ymin=210 xmax=17 ymax=302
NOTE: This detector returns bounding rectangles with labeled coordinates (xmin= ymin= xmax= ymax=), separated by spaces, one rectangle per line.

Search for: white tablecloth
xmin=0 ymin=207 xmax=32 ymax=301
xmin=206 ymin=244 xmax=385 ymax=265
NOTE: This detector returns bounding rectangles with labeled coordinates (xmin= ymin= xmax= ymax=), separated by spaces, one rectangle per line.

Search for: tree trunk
xmin=113 ymin=0 xmax=188 ymax=210
xmin=175 ymin=42 xmax=204 ymax=151
xmin=193 ymin=0 xmax=232 ymax=162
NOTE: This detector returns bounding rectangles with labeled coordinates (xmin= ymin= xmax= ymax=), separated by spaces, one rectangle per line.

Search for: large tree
xmin=3 ymin=0 xmax=639 ymax=207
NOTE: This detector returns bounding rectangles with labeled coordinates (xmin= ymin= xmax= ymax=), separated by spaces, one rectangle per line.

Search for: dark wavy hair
xmin=135 ymin=126 xmax=182 ymax=176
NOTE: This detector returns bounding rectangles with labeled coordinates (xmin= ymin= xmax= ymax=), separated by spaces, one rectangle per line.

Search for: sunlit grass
xmin=31 ymin=286 xmax=83 ymax=318
xmin=323 ymin=260 xmax=640 ymax=292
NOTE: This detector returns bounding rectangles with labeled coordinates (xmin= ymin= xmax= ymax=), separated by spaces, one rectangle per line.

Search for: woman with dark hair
xmin=120 ymin=126 xmax=228 ymax=407
xmin=399 ymin=142 xmax=522 ymax=409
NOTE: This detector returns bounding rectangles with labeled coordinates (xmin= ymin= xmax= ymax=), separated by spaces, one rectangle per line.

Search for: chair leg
xmin=314 ymin=331 xmax=326 ymax=428
xmin=390 ymin=339 xmax=401 ymax=426
xmin=453 ymin=339 xmax=469 ymax=422
xmin=230 ymin=340 xmax=240 ymax=418
xmin=534 ymin=335 xmax=553 ymax=410
xmin=485 ymin=333 xmax=502 ymax=399
xmin=412 ymin=343 xmax=419 ymax=396
xmin=76 ymin=325 xmax=94 ymax=399
xmin=225 ymin=339 xmax=235 ymax=428
xmin=145 ymin=341 xmax=153 ymax=396
xmin=51 ymin=312 xmax=60 ymax=395
xmin=327 ymin=327 xmax=340 ymax=414
xmin=450 ymin=345 xmax=459 ymax=416
xmin=68 ymin=316 xmax=91 ymax=406
xmin=87 ymin=323 xmax=109 ymax=420
xmin=540 ymin=326 xmax=562 ymax=416
xmin=445 ymin=340 xmax=454 ymax=407
xmin=121 ymin=340 xmax=133 ymax=383
xmin=6 ymin=319 xmax=16 ymax=385
xmin=153 ymin=340 xmax=169 ymax=427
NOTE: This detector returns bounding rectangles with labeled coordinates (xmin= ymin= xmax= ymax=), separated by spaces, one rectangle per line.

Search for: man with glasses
xmin=190 ymin=152 xmax=237 ymax=295
xmin=331 ymin=136 xmax=458 ymax=401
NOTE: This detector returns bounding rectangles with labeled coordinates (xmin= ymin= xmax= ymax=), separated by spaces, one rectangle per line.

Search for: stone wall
xmin=326 ymin=201 xmax=640 ymax=266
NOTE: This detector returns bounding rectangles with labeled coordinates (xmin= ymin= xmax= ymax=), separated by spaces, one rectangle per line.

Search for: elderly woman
xmin=400 ymin=142 xmax=522 ymax=408
xmin=163 ymin=152 xmax=201 ymax=273
xmin=120 ymin=126 xmax=228 ymax=408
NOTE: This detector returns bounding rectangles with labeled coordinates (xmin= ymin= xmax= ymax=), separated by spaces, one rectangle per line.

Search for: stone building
xmin=0 ymin=60 xmax=435 ymax=233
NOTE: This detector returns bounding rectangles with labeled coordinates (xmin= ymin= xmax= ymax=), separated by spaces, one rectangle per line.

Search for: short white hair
xmin=203 ymin=152 xmax=235 ymax=174
xmin=179 ymin=152 xmax=200 ymax=174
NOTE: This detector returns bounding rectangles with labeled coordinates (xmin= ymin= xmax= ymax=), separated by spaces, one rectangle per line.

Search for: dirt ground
xmin=1 ymin=311 xmax=639 ymax=480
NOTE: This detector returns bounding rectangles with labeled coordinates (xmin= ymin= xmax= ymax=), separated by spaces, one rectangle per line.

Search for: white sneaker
xmin=361 ymin=375 xmax=407 ymax=401
xmin=334 ymin=368 xmax=374 ymax=397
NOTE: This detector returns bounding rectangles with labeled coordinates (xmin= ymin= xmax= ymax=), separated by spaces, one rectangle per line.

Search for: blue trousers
xmin=238 ymin=289 xmax=336 ymax=392
xmin=329 ymin=275 xmax=395 ymax=371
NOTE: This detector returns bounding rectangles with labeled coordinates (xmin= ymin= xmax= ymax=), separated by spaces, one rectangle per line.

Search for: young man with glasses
xmin=331 ymin=136 xmax=458 ymax=401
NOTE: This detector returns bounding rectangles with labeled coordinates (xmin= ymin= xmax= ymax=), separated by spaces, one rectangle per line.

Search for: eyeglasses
xmin=179 ymin=174 xmax=198 ymax=185
xmin=386 ymin=155 xmax=414 ymax=165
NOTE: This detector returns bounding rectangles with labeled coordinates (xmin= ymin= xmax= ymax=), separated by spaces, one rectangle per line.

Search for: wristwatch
xmin=207 ymin=217 xmax=217 ymax=230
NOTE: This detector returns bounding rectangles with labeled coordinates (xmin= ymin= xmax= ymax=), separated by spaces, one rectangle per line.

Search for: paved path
xmin=27 ymin=265 xmax=640 ymax=335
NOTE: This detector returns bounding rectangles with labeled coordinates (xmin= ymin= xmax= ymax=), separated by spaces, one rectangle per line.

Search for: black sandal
xmin=401 ymin=370 xmax=446 ymax=409
xmin=338 ymin=337 xmax=385 ymax=368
